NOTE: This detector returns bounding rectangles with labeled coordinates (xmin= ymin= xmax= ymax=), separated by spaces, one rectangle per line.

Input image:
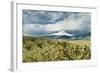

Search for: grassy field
xmin=22 ymin=36 xmax=91 ymax=62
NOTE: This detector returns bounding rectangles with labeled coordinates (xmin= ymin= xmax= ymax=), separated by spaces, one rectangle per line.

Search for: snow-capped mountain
xmin=51 ymin=31 xmax=73 ymax=36
xmin=43 ymin=31 xmax=74 ymax=39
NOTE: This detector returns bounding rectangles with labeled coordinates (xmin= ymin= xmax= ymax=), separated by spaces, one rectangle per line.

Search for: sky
xmin=22 ymin=10 xmax=91 ymax=36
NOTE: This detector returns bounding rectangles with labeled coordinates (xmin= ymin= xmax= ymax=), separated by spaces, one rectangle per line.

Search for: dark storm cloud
xmin=22 ymin=10 xmax=91 ymax=36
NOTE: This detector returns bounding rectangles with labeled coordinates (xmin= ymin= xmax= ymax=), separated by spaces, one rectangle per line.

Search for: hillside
xmin=23 ymin=36 xmax=91 ymax=62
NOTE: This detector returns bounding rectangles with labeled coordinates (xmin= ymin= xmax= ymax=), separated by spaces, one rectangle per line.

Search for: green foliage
xmin=23 ymin=37 xmax=91 ymax=62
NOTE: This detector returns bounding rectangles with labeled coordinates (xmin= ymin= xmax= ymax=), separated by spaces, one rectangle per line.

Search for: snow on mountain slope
xmin=51 ymin=31 xmax=73 ymax=36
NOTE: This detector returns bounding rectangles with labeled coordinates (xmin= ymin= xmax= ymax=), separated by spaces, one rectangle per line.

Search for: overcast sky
xmin=22 ymin=10 xmax=91 ymax=36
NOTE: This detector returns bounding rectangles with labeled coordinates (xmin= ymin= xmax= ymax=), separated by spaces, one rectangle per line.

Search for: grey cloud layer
xmin=22 ymin=10 xmax=91 ymax=36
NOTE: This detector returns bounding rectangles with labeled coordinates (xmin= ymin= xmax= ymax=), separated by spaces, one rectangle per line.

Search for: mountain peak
xmin=51 ymin=31 xmax=73 ymax=36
